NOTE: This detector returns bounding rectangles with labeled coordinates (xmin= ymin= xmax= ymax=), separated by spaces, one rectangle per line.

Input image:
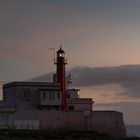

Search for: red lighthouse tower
xmin=55 ymin=46 xmax=67 ymax=110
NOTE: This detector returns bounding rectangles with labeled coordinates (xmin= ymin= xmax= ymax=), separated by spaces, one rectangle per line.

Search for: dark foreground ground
xmin=0 ymin=129 xmax=139 ymax=140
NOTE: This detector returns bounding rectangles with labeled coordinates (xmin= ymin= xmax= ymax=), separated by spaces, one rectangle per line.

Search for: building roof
xmin=57 ymin=47 xmax=65 ymax=54
xmin=3 ymin=81 xmax=60 ymax=88
xmin=0 ymin=107 xmax=15 ymax=113
xmin=93 ymin=110 xmax=123 ymax=115
xmin=68 ymin=98 xmax=94 ymax=104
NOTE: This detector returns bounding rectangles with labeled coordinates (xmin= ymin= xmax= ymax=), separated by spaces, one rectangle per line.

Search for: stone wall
xmin=92 ymin=111 xmax=126 ymax=137
xmin=11 ymin=110 xmax=86 ymax=130
xmin=0 ymin=110 xmax=126 ymax=137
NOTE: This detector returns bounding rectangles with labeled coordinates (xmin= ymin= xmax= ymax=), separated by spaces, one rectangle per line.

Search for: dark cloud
xmin=30 ymin=72 xmax=53 ymax=82
xmin=70 ymin=65 xmax=140 ymax=86
xmin=31 ymin=64 xmax=140 ymax=98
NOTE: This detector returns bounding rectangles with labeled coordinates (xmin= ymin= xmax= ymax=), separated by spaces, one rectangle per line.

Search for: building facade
xmin=0 ymin=47 xmax=126 ymax=137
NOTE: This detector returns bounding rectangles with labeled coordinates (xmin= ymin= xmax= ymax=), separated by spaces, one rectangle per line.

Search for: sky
xmin=1 ymin=0 xmax=140 ymax=124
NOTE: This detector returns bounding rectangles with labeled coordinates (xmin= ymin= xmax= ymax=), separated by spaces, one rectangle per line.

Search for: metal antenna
xmin=59 ymin=42 xmax=62 ymax=49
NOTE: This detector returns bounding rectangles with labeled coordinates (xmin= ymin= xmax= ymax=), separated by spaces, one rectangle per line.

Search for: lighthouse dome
xmin=57 ymin=47 xmax=65 ymax=54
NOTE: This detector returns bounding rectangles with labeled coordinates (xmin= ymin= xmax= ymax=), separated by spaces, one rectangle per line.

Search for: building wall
xmin=1 ymin=83 xmax=126 ymax=137
xmin=14 ymin=85 xmax=42 ymax=111
xmin=68 ymin=102 xmax=92 ymax=111
xmin=68 ymin=98 xmax=93 ymax=111
xmin=0 ymin=110 xmax=126 ymax=137
xmin=6 ymin=110 xmax=85 ymax=130
xmin=2 ymin=83 xmax=92 ymax=112
xmin=92 ymin=111 xmax=126 ymax=137
xmin=3 ymin=84 xmax=61 ymax=111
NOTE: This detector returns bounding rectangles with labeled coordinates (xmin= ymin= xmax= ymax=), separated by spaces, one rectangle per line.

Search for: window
xmin=52 ymin=92 xmax=55 ymax=100
xmin=52 ymin=105 xmax=60 ymax=110
xmin=1 ymin=114 xmax=9 ymax=128
xmin=48 ymin=91 xmax=56 ymax=100
xmin=42 ymin=92 xmax=46 ymax=100
xmin=67 ymin=94 xmax=70 ymax=98
xmin=48 ymin=92 xmax=51 ymax=100
xmin=59 ymin=53 xmax=64 ymax=57
xmin=57 ymin=92 xmax=60 ymax=99
xmin=22 ymin=88 xmax=30 ymax=101
xmin=69 ymin=106 xmax=74 ymax=111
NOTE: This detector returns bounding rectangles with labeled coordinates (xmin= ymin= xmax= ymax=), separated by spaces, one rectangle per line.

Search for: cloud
xmin=69 ymin=65 xmax=140 ymax=85
xmin=119 ymin=82 xmax=140 ymax=98
xmin=70 ymin=65 xmax=140 ymax=98
xmin=31 ymin=64 xmax=140 ymax=98
xmin=30 ymin=72 xmax=53 ymax=82
xmin=95 ymin=101 xmax=140 ymax=108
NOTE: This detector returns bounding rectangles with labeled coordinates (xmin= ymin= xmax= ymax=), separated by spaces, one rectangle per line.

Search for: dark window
xmin=46 ymin=105 xmax=51 ymax=110
xmin=57 ymin=92 xmax=60 ymax=99
xmin=52 ymin=92 xmax=55 ymax=100
xmin=52 ymin=105 xmax=60 ymax=110
xmin=69 ymin=106 xmax=74 ymax=111
xmin=43 ymin=92 xmax=46 ymax=99
xmin=48 ymin=92 xmax=51 ymax=100
xmin=48 ymin=91 xmax=56 ymax=100
xmin=67 ymin=94 xmax=70 ymax=98
xmin=1 ymin=114 xmax=9 ymax=128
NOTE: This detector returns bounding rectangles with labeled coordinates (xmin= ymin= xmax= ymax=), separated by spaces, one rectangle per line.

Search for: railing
xmin=54 ymin=58 xmax=67 ymax=64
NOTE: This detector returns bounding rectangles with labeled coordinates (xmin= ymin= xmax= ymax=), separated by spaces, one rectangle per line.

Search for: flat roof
xmin=3 ymin=81 xmax=60 ymax=88
xmin=68 ymin=98 xmax=94 ymax=104
xmin=93 ymin=110 xmax=123 ymax=115
xmin=0 ymin=107 xmax=15 ymax=113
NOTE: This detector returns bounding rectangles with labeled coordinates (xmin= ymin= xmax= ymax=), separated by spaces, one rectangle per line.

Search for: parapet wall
xmin=92 ymin=111 xmax=126 ymax=137
xmin=0 ymin=110 xmax=126 ymax=137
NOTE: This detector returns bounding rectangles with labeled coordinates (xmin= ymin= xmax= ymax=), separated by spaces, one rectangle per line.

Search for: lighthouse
xmin=55 ymin=46 xmax=67 ymax=110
